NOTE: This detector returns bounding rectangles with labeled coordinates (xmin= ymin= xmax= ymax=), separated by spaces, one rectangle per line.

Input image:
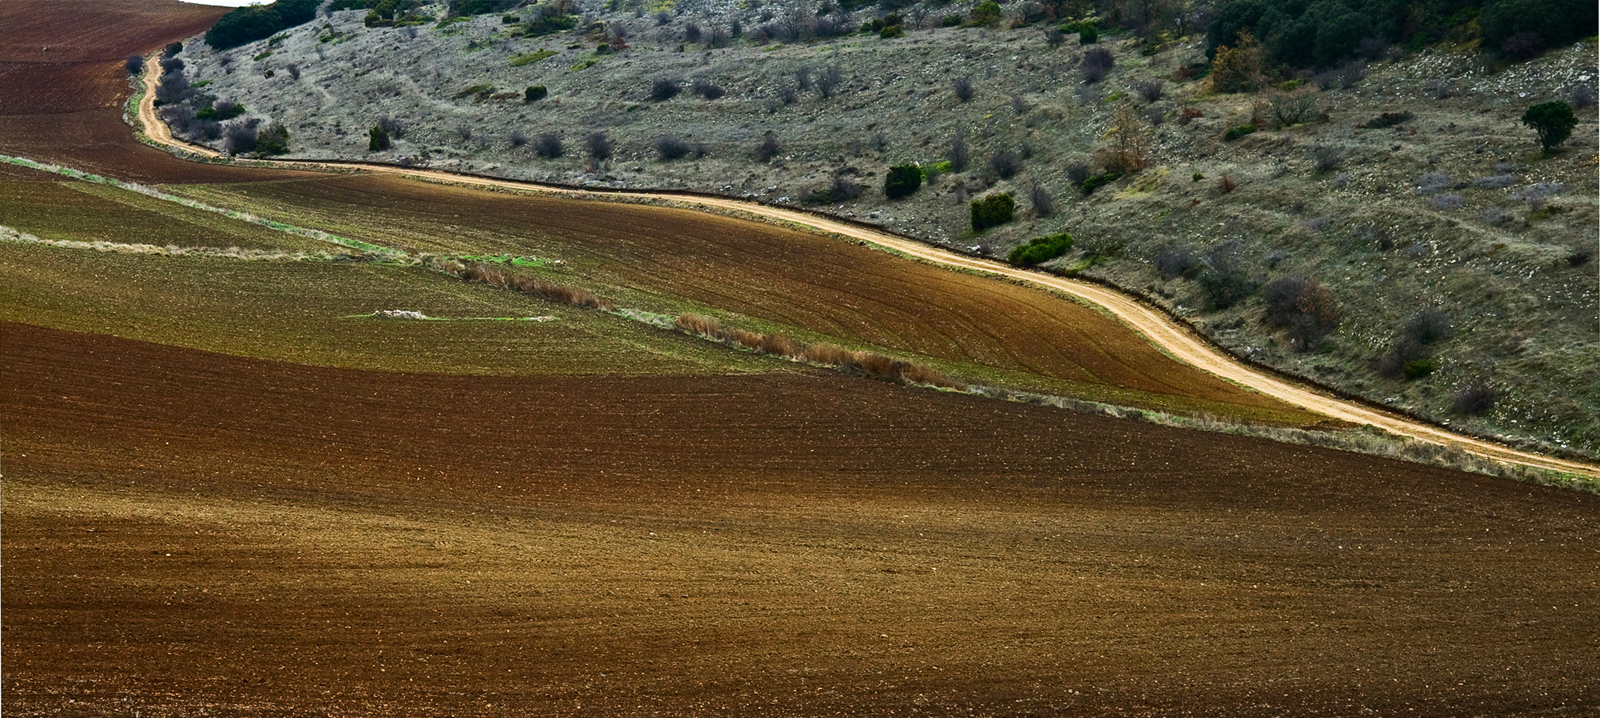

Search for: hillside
xmin=160 ymin=0 xmax=1600 ymax=458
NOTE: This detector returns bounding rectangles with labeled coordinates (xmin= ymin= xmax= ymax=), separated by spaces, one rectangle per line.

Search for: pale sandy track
xmin=136 ymin=59 xmax=1599 ymax=480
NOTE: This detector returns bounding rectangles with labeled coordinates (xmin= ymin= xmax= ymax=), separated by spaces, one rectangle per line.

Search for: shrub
xmin=948 ymin=132 xmax=969 ymax=172
xmin=1414 ymin=171 xmax=1451 ymax=195
xmin=1500 ymin=30 xmax=1546 ymax=61
xmin=970 ymin=193 xmax=1015 ymax=232
xmin=1196 ymin=241 xmax=1252 ymax=309
xmin=255 ymin=123 xmax=290 ymax=156
xmin=164 ymin=42 xmax=184 ymax=58
xmin=804 ymin=174 xmax=863 ymax=204
xmin=1216 ymin=174 xmax=1236 ymax=194
xmin=654 ymin=135 xmax=691 ymax=160
xmin=650 ymin=78 xmax=681 ymax=101
xmin=1262 ymin=276 xmax=1339 ymax=351
xmin=1135 ymin=80 xmax=1164 ymax=103
xmin=951 ymin=75 xmax=975 ymax=102
xmin=1079 ymin=172 xmax=1120 ymax=195
xmin=125 ymin=55 xmax=144 ymax=75
xmin=1177 ymin=107 xmax=1203 ymax=125
xmin=1045 ymin=26 xmax=1064 ymax=47
xmin=1266 ymin=87 xmax=1318 ymax=127
xmin=508 ymin=129 xmax=527 ymax=148
xmin=816 ymin=64 xmax=843 ymax=99
xmin=1208 ymin=30 xmax=1263 ymax=93
xmin=1359 ymin=111 xmax=1413 ymax=129
xmin=1427 ymin=193 xmax=1463 ymax=210
xmin=206 ymin=0 xmax=320 ymax=50
xmin=1312 ymin=144 xmax=1343 ymax=173
xmin=692 ymin=78 xmax=725 ymax=100
xmin=754 ymin=132 xmax=781 ymax=163
xmin=1078 ymin=25 xmax=1097 ymax=44
xmin=967 ymin=0 xmax=1002 ymax=26
xmin=1223 ymin=123 xmax=1257 ymax=141
xmin=1521 ymin=101 xmax=1577 ymax=154
xmin=1066 ymin=161 xmax=1092 ymax=187
xmin=368 ymin=126 xmax=390 ymax=151
xmin=1081 ymin=47 xmax=1114 ymax=82
xmin=1155 ymin=245 xmax=1201 ymax=279
xmin=530 ymin=133 xmax=562 ymax=159
xmin=585 ymin=131 xmax=611 ymax=161
xmin=223 ymin=120 xmax=258 ymax=154
xmin=524 ymin=85 xmax=548 ymax=102
xmin=1404 ymin=308 xmax=1453 ymax=346
xmin=1029 ymin=182 xmax=1054 ymax=217
xmin=1452 ymin=383 xmax=1498 ymax=416
xmin=452 ymin=84 xmax=496 ymax=101
xmin=1008 ymin=232 xmax=1073 ymax=266
xmin=988 ymin=149 xmax=1021 ymax=179
xmin=1568 ymin=83 xmax=1596 ymax=109
xmin=1402 ymin=358 xmax=1438 ymax=379
xmin=884 ymin=164 xmax=923 ymax=199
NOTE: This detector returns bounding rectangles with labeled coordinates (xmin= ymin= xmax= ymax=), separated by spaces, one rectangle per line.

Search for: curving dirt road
xmin=136 ymin=60 xmax=1599 ymax=480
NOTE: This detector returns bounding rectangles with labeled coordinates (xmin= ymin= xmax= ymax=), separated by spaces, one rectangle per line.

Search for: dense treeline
xmin=1205 ymin=0 xmax=1597 ymax=68
xmin=205 ymin=0 xmax=320 ymax=50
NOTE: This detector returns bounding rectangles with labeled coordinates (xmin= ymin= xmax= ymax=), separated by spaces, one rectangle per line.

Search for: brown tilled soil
xmin=5 ymin=322 xmax=1598 ymax=716
xmin=0 ymin=0 xmax=304 ymax=183
xmin=180 ymin=174 xmax=1314 ymax=422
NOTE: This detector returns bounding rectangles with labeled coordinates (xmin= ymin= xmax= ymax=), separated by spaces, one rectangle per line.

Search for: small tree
xmin=1521 ymin=100 xmax=1577 ymax=155
xmin=369 ymin=126 xmax=391 ymax=151
xmin=754 ymin=132 xmax=781 ymax=162
xmin=1105 ymin=103 xmax=1149 ymax=173
xmin=586 ymin=131 xmax=612 ymax=162
xmin=884 ymin=164 xmax=923 ymax=199
xmin=1208 ymin=30 xmax=1264 ymax=94
xmin=970 ymin=193 xmax=1015 ymax=232
xmin=124 ymin=55 xmax=144 ymax=75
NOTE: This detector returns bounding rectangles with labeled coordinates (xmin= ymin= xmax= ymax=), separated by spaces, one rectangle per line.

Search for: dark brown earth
xmin=5 ymin=322 xmax=1600 ymax=716
xmin=0 ymin=0 xmax=305 ymax=183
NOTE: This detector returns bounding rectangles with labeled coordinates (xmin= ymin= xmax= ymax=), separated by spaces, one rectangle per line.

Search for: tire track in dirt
xmin=133 ymin=57 xmax=1598 ymax=480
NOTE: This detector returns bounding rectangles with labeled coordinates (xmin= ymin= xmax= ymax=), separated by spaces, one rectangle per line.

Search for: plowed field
xmin=5 ymin=322 xmax=1599 ymax=716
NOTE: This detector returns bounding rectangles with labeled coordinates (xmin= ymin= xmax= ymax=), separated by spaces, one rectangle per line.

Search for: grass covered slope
xmin=171 ymin=1 xmax=1598 ymax=456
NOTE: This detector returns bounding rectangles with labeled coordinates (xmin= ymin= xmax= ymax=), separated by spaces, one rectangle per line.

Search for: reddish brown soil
xmin=0 ymin=0 xmax=304 ymax=183
xmin=5 ymin=322 xmax=1598 ymax=716
xmin=192 ymin=174 xmax=1315 ymax=421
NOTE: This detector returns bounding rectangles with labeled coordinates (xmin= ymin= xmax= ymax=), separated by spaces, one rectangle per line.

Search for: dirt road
xmin=135 ymin=60 xmax=1599 ymax=480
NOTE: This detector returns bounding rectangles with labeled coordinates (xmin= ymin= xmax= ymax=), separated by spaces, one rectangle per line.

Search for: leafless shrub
xmin=1511 ymin=182 xmax=1563 ymax=210
xmin=1403 ymin=308 xmax=1453 ymax=345
xmin=691 ymin=78 xmax=725 ymax=100
xmin=1312 ymin=144 xmax=1343 ymax=173
xmin=650 ymin=78 xmax=682 ymax=101
xmin=532 ymin=133 xmax=563 ymax=159
xmin=1262 ymin=276 xmax=1340 ymax=351
xmin=654 ymin=134 xmax=692 ymax=160
xmin=1155 ymin=245 xmax=1201 ymax=279
xmin=948 ymin=131 xmax=969 ymax=172
xmin=1353 ymin=222 xmax=1395 ymax=250
xmin=586 ymin=131 xmax=612 ymax=161
xmin=952 ymin=75 xmax=974 ymax=102
xmin=1216 ymin=174 xmax=1235 ymax=194
xmin=1079 ymin=62 xmax=1107 ymax=84
xmin=1144 ymin=105 xmax=1165 ymax=125
xmin=285 ymin=63 xmax=300 ymax=80
xmin=816 ymin=64 xmax=843 ymax=99
xmin=376 ymin=116 xmax=406 ymax=139
xmin=1030 ymin=182 xmax=1053 ymax=217
xmin=989 ymin=148 xmax=1021 ymax=179
xmin=754 ymin=131 xmax=781 ymax=162
xmin=1453 ymin=384 xmax=1498 ymax=416
xmin=1045 ymin=26 xmax=1064 ymax=47
xmin=1266 ymin=87 xmax=1318 ymax=127
xmin=794 ymin=66 xmax=812 ymax=91
xmin=1427 ymin=193 xmax=1463 ymax=210
xmin=1414 ymin=171 xmax=1451 ymax=195
xmin=155 ymin=71 xmax=189 ymax=105
xmin=1568 ymin=83 xmax=1596 ymax=109
xmin=223 ymin=120 xmax=259 ymax=154
xmin=683 ymin=21 xmax=702 ymax=42
xmin=655 ymin=10 xmax=672 ymax=25
xmin=508 ymin=129 xmax=527 ymax=148
xmin=1472 ymin=174 xmax=1516 ymax=189
xmin=1337 ymin=60 xmax=1365 ymax=88
xmin=1083 ymin=47 xmax=1114 ymax=74
xmin=1479 ymin=207 xmax=1513 ymax=225
xmin=456 ymin=126 xmax=473 ymax=141
xmin=1134 ymin=79 xmax=1164 ymax=102
xmin=1065 ymin=161 xmax=1092 ymax=187
xmin=1010 ymin=93 xmax=1028 ymax=114
xmin=1424 ymin=78 xmax=1453 ymax=99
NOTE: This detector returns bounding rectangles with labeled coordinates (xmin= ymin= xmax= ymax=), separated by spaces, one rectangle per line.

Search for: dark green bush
xmin=1402 ymin=358 xmax=1438 ymax=379
xmin=255 ymin=123 xmax=291 ymax=156
xmin=884 ymin=164 xmax=923 ymax=200
xmin=369 ymin=126 xmax=391 ymax=151
xmin=525 ymin=85 xmax=548 ymax=102
xmin=164 ymin=42 xmax=184 ymax=58
xmin=195 ymin=101 xmax=245 ymax=121
xmin=940 ymin=14 xmax=964 ymax=27
xmin=205 ymin=0 xmax=320 ymax=51
xmin=1481 ymin=0 xmax=1597 ymax=52
xmin=1223 ymin=123 xmax=1258 ymax=141
xmin=1521 ymin=100 xmax=1577 ymax=154
xmin=970 ymin=193 xmax=1015 ymax=232
xmin=965 ymin=1 xmax=1002 ymax=26
xmin=1079 ymin=172 xmax=1120 ymax=195
xmin=1008 ymin=232 xmax=1074 ymax=267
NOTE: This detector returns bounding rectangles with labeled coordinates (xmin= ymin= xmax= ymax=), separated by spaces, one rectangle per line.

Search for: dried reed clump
xmin=673 ymin=313 xmax=964 ymax=389
xmin=447 ymin=262 xmax=614 ymax=310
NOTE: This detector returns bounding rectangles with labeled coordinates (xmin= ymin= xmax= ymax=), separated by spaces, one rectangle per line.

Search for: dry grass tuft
xmin=445 ymin=262 xmax=614 ymax=311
